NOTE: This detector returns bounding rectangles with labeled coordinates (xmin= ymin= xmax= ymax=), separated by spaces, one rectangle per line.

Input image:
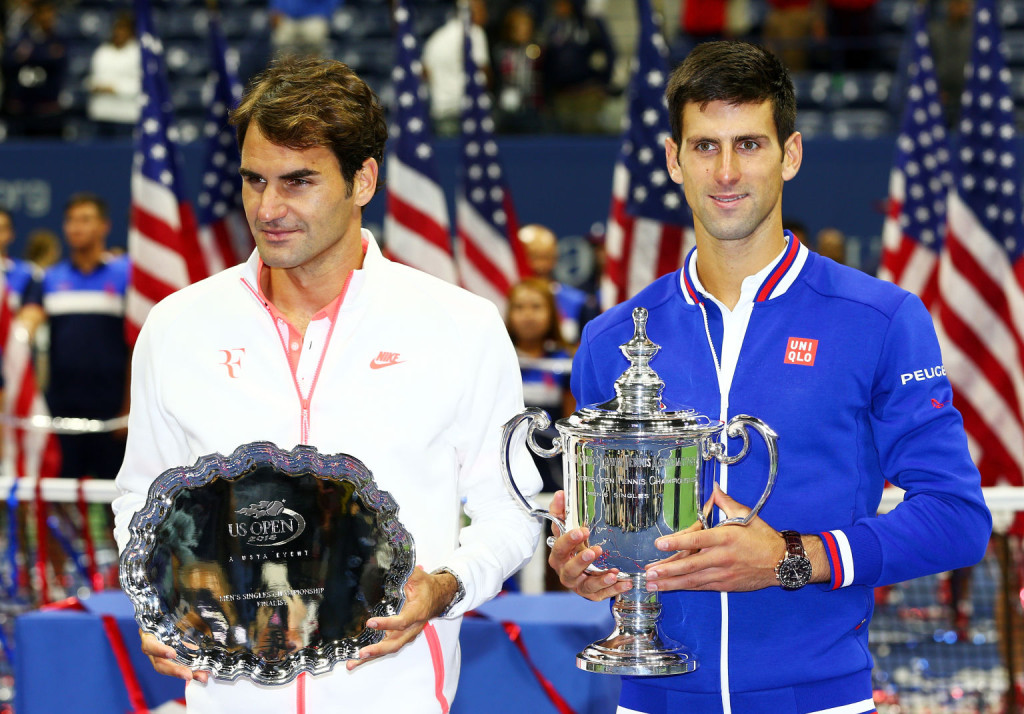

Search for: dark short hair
xmin=230 ymin=56 xmax=387 ymax=193
xmin=65 ymin=192 xmax=109 ymax=219
xmin=666 ymin=41 xmax=796 ymax=150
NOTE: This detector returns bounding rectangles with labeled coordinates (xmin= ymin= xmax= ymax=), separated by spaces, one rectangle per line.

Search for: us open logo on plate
xmin=228 ymin=500 xmax=307 ymax=546
xmin=784 ymin=337 xmax=818 ymax=366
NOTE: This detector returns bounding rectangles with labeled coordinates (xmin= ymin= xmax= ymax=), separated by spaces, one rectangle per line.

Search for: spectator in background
xmin=539 ymin=0 xmax=615 ymax=134
xmin=816 ymin=226 xmax=847 ymax=264
xmin=1 ymin=0 xmax=67 ymax=138
xmin=269 ymin=0 xmax=341 ymax=59
xmin=0 ymin=207 xmax=41 ymax=310
xmin=506 ymin=277 xmax=573 ymax=492
xmin=519 ymin=223 xmax=587 ymax=344
xmin=25 ymin=194 xmax=130 ymax=480
xmin=24 ymin=227 xmax=60 ymax=271
xmin=423 ymin=0 xmax=490 ymax=137
xmin=763 ymin=0 xmax=825 ymax=71
xmin=3 ymin=0 xmax=34 ymax=45
xmin=494 ymin=5 xmax=544 ymax=133
xmin=929 ymin=0 xmax=972 ymax=129
xmin=86 ymin=11 xmax=141 ymax=139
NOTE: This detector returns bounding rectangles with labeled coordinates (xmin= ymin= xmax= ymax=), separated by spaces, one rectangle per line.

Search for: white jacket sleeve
xmin=112 ymin=311 xmax=193 ymax=553
xmin=440 ymin=305 xmax=542 ymax=617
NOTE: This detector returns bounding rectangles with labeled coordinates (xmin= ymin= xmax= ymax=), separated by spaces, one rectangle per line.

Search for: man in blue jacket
xmin=548 ymin=40 xmax=991 ymax=714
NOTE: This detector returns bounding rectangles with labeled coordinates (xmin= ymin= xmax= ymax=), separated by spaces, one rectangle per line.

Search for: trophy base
xmin=577 ymin=634 xmax=697 ymax=676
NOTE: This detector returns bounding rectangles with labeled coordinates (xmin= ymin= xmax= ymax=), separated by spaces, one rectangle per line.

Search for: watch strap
xmin=431 ymin=566 xmax=466 ymax=618
xmin=781 ymin=529 xmax=805 ymax=557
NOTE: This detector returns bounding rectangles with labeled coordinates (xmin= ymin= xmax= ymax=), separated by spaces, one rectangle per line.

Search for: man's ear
xmin=782 ymin=131 xmax=803 ymax=182
xmin=665 ymin=137 xmax=683 ymax=185
xmin=354 ymin=158 xmax=379 ymax=206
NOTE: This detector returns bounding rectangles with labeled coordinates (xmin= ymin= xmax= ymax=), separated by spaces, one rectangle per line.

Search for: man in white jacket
xmin=112 ymin=55 xmax=542 ymax=713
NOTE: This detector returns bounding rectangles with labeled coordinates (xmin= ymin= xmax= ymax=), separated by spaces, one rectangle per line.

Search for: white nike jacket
xmin=113 ymin=231 xmax=543 ymax=713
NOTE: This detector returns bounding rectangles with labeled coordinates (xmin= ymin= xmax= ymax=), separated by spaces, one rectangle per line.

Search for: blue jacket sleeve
xmin=821 ymin=293 xmax=991 ymax=589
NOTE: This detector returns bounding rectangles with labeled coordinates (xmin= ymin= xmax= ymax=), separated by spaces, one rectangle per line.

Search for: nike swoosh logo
xmin=370 ymin=359 xmax=406 ymax=370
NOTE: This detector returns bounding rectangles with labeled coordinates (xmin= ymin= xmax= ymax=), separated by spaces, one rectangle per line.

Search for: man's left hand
xmin=644 ymin=485 xmax=787 ymax=593
xmin=346 ymin=567 xmax=455 ymax=670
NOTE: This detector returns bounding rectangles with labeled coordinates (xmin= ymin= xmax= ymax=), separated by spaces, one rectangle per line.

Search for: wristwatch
xmin=775 ymin=530 xmax=813 ymax=591
xmin=431 ymin=566 xmax=466 ymax=617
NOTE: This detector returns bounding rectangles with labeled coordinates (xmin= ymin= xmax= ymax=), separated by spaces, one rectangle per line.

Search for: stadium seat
xmin=795 ymin=110 xmax=829 ymax=139
xmin=832 ymin=71 xmax=894 ymax=110
xmin=164 ymin=40 xmax=209 ymax=78
xmin=331 ymin=5 xmax=391 ymax=39
xmin=1000 ymin=0 xmax=1024 ymax=30
xmin=1003 ymin=30 xmax=1024 ymax=67
xmin=331 ymin=39 xmax=394 ymax=76
xmin=171 ymin=77 xmax=208 ymax=117
xmin=791 ymin=72 xmax=833 ymax=110
xmin=830 ymin=109 xmax=894 ymax=139
xmin=59 ymin=6 xmax=112 ymax=42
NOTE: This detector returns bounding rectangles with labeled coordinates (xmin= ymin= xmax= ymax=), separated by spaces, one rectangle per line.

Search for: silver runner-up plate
xmin=119 ymin=441 xmax=416 ymax=685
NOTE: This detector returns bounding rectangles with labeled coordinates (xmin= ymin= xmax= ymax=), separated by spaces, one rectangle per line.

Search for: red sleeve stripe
xmin=820 ymin=531 xmax=845 ymax=590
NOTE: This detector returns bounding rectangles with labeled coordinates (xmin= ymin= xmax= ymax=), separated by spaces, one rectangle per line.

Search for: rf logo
xmin=220 ymin=348 xmax=246 ymax=378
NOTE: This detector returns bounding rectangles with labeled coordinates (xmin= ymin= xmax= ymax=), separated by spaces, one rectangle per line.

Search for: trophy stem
xmin=576 ymin=573 xmax=697 ymax=676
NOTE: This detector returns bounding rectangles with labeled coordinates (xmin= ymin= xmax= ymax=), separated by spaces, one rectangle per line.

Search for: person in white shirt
xmin=422 ymin=0 xmax=490 ymax=137
xmin=112 ymin=55 xmax=542 ymax=714
xmin=86 ymin=11 xmax=141 ymax=137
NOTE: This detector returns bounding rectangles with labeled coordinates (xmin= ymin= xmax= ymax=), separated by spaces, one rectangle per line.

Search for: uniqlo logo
xmin=784 ymin=337 xmax=818 ymax=366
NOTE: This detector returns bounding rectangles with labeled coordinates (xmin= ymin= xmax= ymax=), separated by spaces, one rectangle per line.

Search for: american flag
xmin=601 ymin=0 xmax=693 ymax=309
xmin=383 ymin=0 xmax=456 ymax=283
xmin=0 ymin=279 xmax=59 ymax=482
xmin=195 ymin=11 xmax=251 ymax=275
xmin=936 ymin=0 xmax=1024 ymax=487
xmin=877 ymin=4 xmax=952 ymax=311
xmin=125 ymin=0 xmax=205 ymax=343
xmin=454 ymin=11 xmax=524 ymax=312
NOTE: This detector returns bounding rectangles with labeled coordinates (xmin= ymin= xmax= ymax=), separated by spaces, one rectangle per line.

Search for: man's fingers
xmin=348 ymin=625 xmax=423 ymax=670
xmin=140 ymin=632 xmax=208 ymax=682
xmin=710 ymin=484 xmax=752 ymax=521
xmin=549 ymin=490 xmax=567 ymax=537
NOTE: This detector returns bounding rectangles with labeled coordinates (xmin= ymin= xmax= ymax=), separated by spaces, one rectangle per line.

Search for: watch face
xmin=779 ymin=557 xmax=813 ymax=590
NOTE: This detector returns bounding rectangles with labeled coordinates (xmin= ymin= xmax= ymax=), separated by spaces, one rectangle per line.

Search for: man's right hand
xmin=547 ymin=491 xmax=632 ymax=601
xmin=140 ymin=631 xmax=209 ymax=683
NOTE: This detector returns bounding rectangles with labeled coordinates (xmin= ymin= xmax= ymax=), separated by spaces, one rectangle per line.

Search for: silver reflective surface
xmin=120 ymin=441 xmax=415 ymax=685
xmin=564 ymin=435 xmax=706 ymax=571
xmin=501 ymin=307 xmax=779 ymax=676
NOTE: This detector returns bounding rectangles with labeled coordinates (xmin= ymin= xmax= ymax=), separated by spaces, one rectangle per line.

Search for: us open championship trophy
xmin=501 ymin=307 xmax=779 ymax=676
xmin=119 ymin=441 xmax=416 ymax=685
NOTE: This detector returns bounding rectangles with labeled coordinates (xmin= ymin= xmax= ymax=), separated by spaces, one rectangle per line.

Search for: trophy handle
xmin=500 ymin=408 xmax=567 ymax=533
xmin=697 ymin=414 xmax=779 ymax=528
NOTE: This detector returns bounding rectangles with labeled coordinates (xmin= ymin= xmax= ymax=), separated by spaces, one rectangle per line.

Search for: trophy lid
xmin=557 ymin=307 xmax=722 ymax=438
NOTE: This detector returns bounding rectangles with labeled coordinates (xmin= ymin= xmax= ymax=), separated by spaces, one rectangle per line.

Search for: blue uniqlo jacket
xmin=571 ymin=235 xmax=991 ymax=714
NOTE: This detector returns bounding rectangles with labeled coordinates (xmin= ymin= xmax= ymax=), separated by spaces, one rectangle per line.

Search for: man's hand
xmin=139 ymin=631 xmax=209 ymax=683
xmin=547 ymin=490 xmax=632 ymax=601
xmin=347 ymin=567 xmax=455 ymax=670
xmin=644 ymin=485 xmax=788 ymax=593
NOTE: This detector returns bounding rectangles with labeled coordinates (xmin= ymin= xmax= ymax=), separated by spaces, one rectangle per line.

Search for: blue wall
xmin=0 ymin=134 xmax=896 ymax=275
